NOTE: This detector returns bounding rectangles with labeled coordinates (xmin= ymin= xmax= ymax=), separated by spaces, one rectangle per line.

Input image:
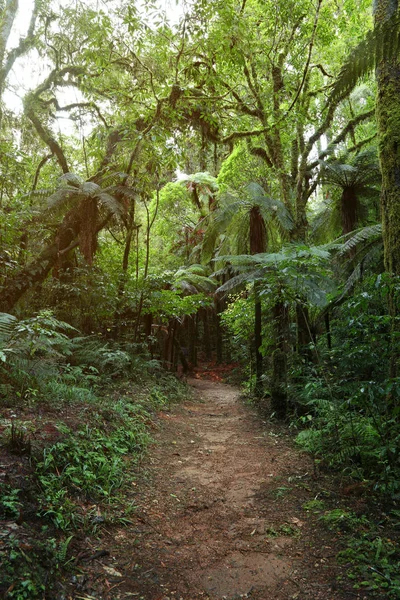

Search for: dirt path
xmin=78 ymin=379 xmax=365 ymax=600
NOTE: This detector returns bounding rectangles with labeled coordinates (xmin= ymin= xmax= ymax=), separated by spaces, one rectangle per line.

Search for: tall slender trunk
xmin=254 ymin=282 xmax=263 ymax=397
xmin=134 ymin=191 xmax=159 ymax=342
xmin=249 ymin=205 xmax=267 ymax=396
xmin=271 ymin=301 xmax=289 ymax=418
xmin=215 ymin=298 xmax=223 ymax=364
xmin=114 ymin=204 xmax=135 ymax=331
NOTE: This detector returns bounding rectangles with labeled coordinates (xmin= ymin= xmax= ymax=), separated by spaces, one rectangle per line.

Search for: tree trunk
xmin=296 ymin=304 xmax=313 ymax=361
xmin=0 ymin=199 xmax=111 ymax=313
xmin=270 ymin=301 xmax=289 ymax=418
xmin=215 ymin=298 xmax=223 ymax=364
xmin=249 ymin=205 xmax=267 ymax=396
xmin=375 ymin=0 xmax=400 ymax=378
xmin=254 ymin=283 xmax=263 ymax=397
xmin=202 ymin=308 xmax=212 ymax=360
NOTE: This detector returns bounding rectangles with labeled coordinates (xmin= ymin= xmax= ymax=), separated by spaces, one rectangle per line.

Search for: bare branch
xmin=283 ymin=0 xmax=323 ymax=117
xmin=0 ymin=0 xmax=40 ymax=103
xmin=31 ymin=153 xmax=54 ymax=192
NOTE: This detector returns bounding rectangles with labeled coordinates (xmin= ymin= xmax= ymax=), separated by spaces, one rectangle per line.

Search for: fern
xmin=173 ymin=264 xmax=216 ymax=293
xmin=59 ymin=173 xmax=82 ymax=188
xmin=337 ymin=224 xmax=382 ymax=257
xmin=0 ymin=313 xmax=17 ymax=342
xmin=56 ymin=535 xmax=74 ymax=565
xmin=330 ymin=12 xmax=400 ymax=103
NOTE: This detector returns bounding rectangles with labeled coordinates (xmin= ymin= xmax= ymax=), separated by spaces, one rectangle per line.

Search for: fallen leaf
xmin=103 ymin=566 xmax=123 ymax=577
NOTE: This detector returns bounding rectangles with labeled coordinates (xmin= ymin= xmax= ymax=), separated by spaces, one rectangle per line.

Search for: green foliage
xmin=338 ymin=535 xmax=400 ymax=597
xmin=220 ymin=293 xmax=254 ymax=361
xmin=0 ymin=310 xmax=76 ymax=400
xmin=330 ymin=11 xmax=400 ymax=104
xmin=35 ymin=419 xmax=150 ymax=530
xmin=295 ymin=276 xmax=400 ymax=492
xmin=318 ymin=507 xmax=400 ymax=598
xmin=0 ymin=484 xmax=22 ymax=519
xmin=0 ymin=534 xmax=65 ymax=599
xmin=202 ymin=183 xmax=293 ymax=263
xmin=218 ymin=244 xmax=335 ymax=308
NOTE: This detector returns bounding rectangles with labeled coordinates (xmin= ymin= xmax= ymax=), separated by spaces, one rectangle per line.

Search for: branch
xmin=221 ymin=81 xmax=260 ymax=118
xmin=346 ymin=133 xmax=377 ymax=154
xmin=284 ymin=0 xmax=323 ymax=117
xmin=222 ymin=127 xmax=270 ymax=144
xmin=175 ymin=17 xmax=186 ymax=82
xmin=0 ymin=0 xmax=39 ymax=94
xmin=24 ymin=66 xmax=87 ymax=173
xmin=311 ymin=63 xmax=333 ymax=78
xmin=243 ymin=62 xmax=265 ymax=117
xmin=307 ymin=109 xmax=375 ymax=170
xmin=0 ymin=0 xmax=18 ymax=69
xmin=25 ymin=106 xmax=70 ymax=173
xmin=93 ymin=129 xmax=122 ymax=178
xmin=31 ymin=153 xmax=54 ymax=192
xmin=248 ymin=146 xmax=273 ymax=168
xmin=47 ymin=99 xmax=110 ymax=128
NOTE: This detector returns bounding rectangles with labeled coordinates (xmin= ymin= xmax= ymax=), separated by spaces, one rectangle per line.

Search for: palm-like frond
xmin=319 ymin=150 xmax=380 ymax=189
xmin=337 ymin=224 xmax=382 ymax=257
xmin=59 ymin=173 xmax=83 ymax=188
xmin=216 ymin=244 xmax=335 ymax=306
xmin=97 ymin=172 xmax=130 ymax=188
xmin=110 ymin=185 xmax=140 ymax=202
xmin=216 ymin=269 xmax=265 ymax=294
xmin=340 ymin=244 xmax=383 ymax=297
xmin=178 ymin=172 xmax=219 ymax=189
xmin=330 ymin=12 xmax=400 ymax=103
xmin=245 ymin=183 xmax=294 ymax=231
xmin=173 ymin=264 xmax=216 ymax=294
xmin=45 ymin=175 xmax=125 ymax=218
xmin=0 ymin=313 xmax=17 ymax=343
xmin=47 ymin=187 xmax=85 ymax=210
xmin=97 ymin=192 xmax=124 ymax=217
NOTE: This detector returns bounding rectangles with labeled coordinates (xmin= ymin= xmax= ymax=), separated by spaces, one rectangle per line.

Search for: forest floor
xmin=68 ymin=374 xmax=380 ymax=600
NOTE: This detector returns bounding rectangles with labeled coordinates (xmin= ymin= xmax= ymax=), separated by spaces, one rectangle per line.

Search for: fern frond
xmin=0 ymin=313 xmax=17 ymax=342
xmin=97 ymin=192 xmax=124 ymax=216
xmin=98 ymin=172 xmax=130 ymax=188
xmin=81 ymin=182 xmax=101 ymax=197
xmin=59 ymin=173 xmax=82 ymax=188
xmin=178 ymin=172 xmax=219 ymax=189
xmin=47 ymin=188 xmax=83 ymax=210
xmin=110 ymin=185 xmax=140 ymax=201
xmin=330 ymin=13 xmax=400 ymax=103
xmin=216 ymin=269 xmax=265 ymax=294
xmin=25 ymin=188 xmax=56 ymax=202
xmin=337 ymin=224 xmax=382 ymax=256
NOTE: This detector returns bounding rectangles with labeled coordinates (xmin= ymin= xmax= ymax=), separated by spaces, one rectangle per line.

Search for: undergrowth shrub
xmin=294 ymin=277 xmax=400 ymax=494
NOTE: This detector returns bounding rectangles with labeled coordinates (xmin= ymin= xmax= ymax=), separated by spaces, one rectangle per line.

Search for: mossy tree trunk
xmin=375 ymin=0 xmax=400 ymax=378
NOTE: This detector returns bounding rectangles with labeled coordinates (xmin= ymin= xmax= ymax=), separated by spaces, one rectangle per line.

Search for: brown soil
xmin=71 ymin=378 xmax=373 ymax=600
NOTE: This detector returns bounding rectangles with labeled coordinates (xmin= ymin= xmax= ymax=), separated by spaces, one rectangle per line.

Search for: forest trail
xmin=79 ymin=379 xmax=361 ymax=600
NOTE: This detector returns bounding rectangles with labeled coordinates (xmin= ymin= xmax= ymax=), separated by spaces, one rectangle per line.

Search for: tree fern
xmin=202 ymin=183 xmax=293 ymax=263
